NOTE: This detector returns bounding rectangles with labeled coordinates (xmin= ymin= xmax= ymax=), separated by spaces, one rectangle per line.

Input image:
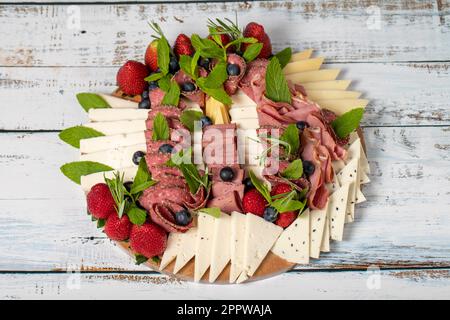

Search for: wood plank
xmin=1 ymin=62 xmax=449 ymax=130
xmin=0 ymin=1 xmax=449 ymax=67
xmin=1 ymin=269 xmax=449 ymax=299
xmin=0 ymin=126 xmax=449 ymax=271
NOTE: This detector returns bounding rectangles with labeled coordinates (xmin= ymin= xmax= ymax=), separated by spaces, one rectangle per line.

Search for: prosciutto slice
xmin=239 ymin=58 xmax=269 ymax=104
xmin=172 ymin=70 xmax=206 ymax=107
xmin=224 ymin=54 xmax=247 ymax=95
xmin=149 ymin=202 xmax=193 ymax=233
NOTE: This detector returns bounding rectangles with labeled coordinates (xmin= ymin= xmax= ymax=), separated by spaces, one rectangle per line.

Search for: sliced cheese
xmin=329 ymin=183 xmax=350 ymax=241
xmin=79 ymin=144 xmax=146 ymax=169
xmin=346 ymin=139 xmax=366 ymax=204
xmin=309 ymin=203 xmax=329 ymax=259
xmin=291 ymin=49 xmax=314 ymax=61
xmin=307 ymin=90 xmax=362 ymax=101
xmin=283 ymin=58 xmax=324 ymax=75
xmin=315 ymin=99 xmax=369 ymax=116
xmin=231 ymin=90 xmax=257 ymax=107
xmin=336 ymin=157 xmax=359 ymax=223
xmin=209 ymin=213 xmax=232 ymax=283
xmin=229 ymin=107 xmax=258 ymax=120
xmin=230 ymin=211 xmax=247 ymax=283
xmin=302 ymin=80 xmax=351 ymax=91
xmin=232 ymin=118 xmax=260 ymax=130
xmin=98 ymin=94 xmax=138 ymax=109
xmin=285 ymin=69 xmax=340 ymax=83
xmin=80 ymin=167 xmax=137 ymax=192
xmin=320 ymin=214 xmax=330 ymax=253
xmin=159 ymin=232 xmax=183 ymax=271
xmin=194 ymin=213 xmax=216 ymax=282
xmin=84 ymin=120 xmax=146 ymax=136
xmin=88 ymin=108 xmax=149 ymax=122
xmin=272 ymin=209 xmax=310 ymax=264
xmin=326 ymin=169 xmax=341 ymax=194
xmin=173 ymin=227 xmax=198 ymax=274
xmin=80 ymin=132 xmax=145 ymax=154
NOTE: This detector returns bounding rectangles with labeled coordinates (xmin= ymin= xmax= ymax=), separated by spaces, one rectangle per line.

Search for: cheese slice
xmin=302 ymin=80 xmax=351 ymax=91
xmin=79 ymin=144 xmax=146 ymax=169
xmin=159 ymin=232 xmax=183 ymax=271
xmin=98 ymin=94 xmax=138 ymax=109
xmin=239 ymin=214 xmax=283 ymax=282
xmin=285 ymin=69 xmax=340 ymax=83
xmin=209 ymin=213 xmax=232 ymax=283
xmin=88 ymin=108 xmax=148 ymax=122
xmin=283 ymin=57 xmax=324 ymax=75
xmin=329 ymin=183 xmax=351 ymax=241
xmin=232 ymin=118 xmax=260 ymax=130
xmin=271 ymin=209 xmax=310 ymax=264
xmin=346 ymin=139 xmax=366 ymax=204
xmin=326 ymin=169 xmax=341 ymax=194
xmin=173 ymin=227 xmax=198 ymax=274
xmin=307 ymin=90 xmax=362 ymax=101
xmin=291 ymin=49 xmax=313 ymax=61
xmin=320 ymin=214 xmax=330 ymax=253
xmin=336 ymin=157 xmax=359 ymax=223
xmin=80 ymin=132 xmax=145 ymax=154
xmin=309 ymin=203 xmax=329 ymax=259
xmin=315 ymin=99 xmax=369 ymax=116
xmin=230 ymin=211 xmax=247 ymax=283
xmin=194 ymin=212 xmax=216 ymax=282
xmin=80 ymin=167 xmax=137 ymax=192
xmin=231 ymin=90 xmax=257 ymax=107
xmin=84 ymin=120 xmax=146 ymax=136
xmin=229 ymin=107 xmax=258 ymax=120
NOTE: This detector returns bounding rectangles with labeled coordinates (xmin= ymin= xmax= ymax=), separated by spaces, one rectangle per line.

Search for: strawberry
xmin=87 ymin=183 xmax=116 ymax=220
xmin=174 ymin=34 xmax=194 ymax=57
xmin=270 ymin=183 xmax=292 ymax=196
xmin=276 ymin=211 xmax=297 ymax=228
xmin=104 ymin=214 xmax=132 ymax=241
xmin=130 ymin=223 xmax=167 ymax=258
xmin=242 ymin=189 xmax=268 ymax=217
xmin=208 ymin=32 xmax=232 ymax=51
xmin=116 ymin=60 xmax=149 ymax=96
xmin=144 ymin=39 xmax=159 ymax=72
xmin=242 ymin=22 xmax=272 ymax=59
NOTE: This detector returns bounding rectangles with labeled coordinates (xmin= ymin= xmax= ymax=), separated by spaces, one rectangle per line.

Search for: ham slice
xmin=149 ymin=202 xmax=193 ymax=233
xmin=172 ymin=70 xmax=206 ymax=107
xmin=224 ymin=54 xmax=247 ymax=95
xmin=207 ymin=190 xmax=244 ymax=214
xmin=239 ymin=58 xmax=269 ymax=104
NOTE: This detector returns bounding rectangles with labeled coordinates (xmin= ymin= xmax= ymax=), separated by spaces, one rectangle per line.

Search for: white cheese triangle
xmin=310 ymin=203 xmax=329 ymax=259
xmin=229 ymin=211 xmax=247 ymax=283
xmin=173 ymin=227 xmax=198 ymax=274
xmin=159 ymin=232 xmax=183 ymax=271
xmin=271 ymin=209 xmax=310 ymax=264
xmin=320 ymin=214 xmax=330 ymax=253
xmin=194 ymin=213 xmax=216 ymax=282
xmin=209 ymin=213 xmax=232 ymax=283
xmin=329 ymin=183 xmax=351 ymax=241
xmin=98 ymin=94 xmax=138 ymax=109
xmin=336 ymin=157 xmax=359 ymax=223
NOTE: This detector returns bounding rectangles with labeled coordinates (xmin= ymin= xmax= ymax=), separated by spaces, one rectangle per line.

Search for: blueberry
xmin=227 ymin=63 xmax=240 ymax=76
xmin=132 ymin=151 xmax=146 ymax=165
xmin=296 ymin=121 xmax=309 ymax=130
xmin=148 ymin=81 xmax=159 ymax=91
xmin=303 ymin=160 xmax=315 ymax=177
xmin=169 ymin=56 xmax=180 ymax=74
xmin=243 ymin=177 xmax=254 ymax=190
xmin=181 ymin=82 xmax=196 ymax=92
xmin=263 ymin=207 xmax=278 ymax=222
xmin=175 ymin=209 xmax=192 ymax=226
xmin=158 ymin=143 xmax=174 ymax=154
xmin=198 ymin=57 xmax=210 ymax=70
xmin=219 ymin=166 xmax=234 ymax=182
xmin=200 ymin=116 xmax=212 ymax=128
xmin=138 ymin=99 xmax=151 ymax=109
xmin=141 ymin=90 xmax=149 ymax=99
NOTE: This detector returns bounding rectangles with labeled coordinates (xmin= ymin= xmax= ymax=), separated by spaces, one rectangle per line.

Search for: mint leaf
xmin=243 ymin=43 xmax=263 ymax=62
xmin=199 ymin=38 xmax=225 ymax=60
xmin=161 ymin=81 xmax=180 ymax=106
xmin=179 ymin=55 xmax=197 ymax=79
xmin=274 ymin=47 xmax=292 ymax=69
xmin=199 ymin=207 xmax=221 ymax=218
xmin=59 ymin=126 xmax=104 ymax=149
xmin=190 ymin=34 xmax=204 ymax=51
xmin=248 ymin=170 xmax=271 ymax=203
xmin=130 ymin=180 xmax=157 ymax=195
xmin=131 ymin=157 xmax=153 ymax=194
xmin=281 ymin=159 xmax=303 ymax=179
xmin=157 ymin=37 xmax=170 ymax=75
xmin=97 ymin=219 xmax=106 ymax=228
xmin=180 ymin=109 xmax=203 ymax=132
xmin=145 ymin=72 xmax=164 ymax=82
xmin=197 ymin=78 xmax=232 ymax=105
xmin=225 ymin=37 xmax=257 ymax=50
xmin=331 ymin=108 xmax=365 ymax=139
xmin=76 ymin=93 xmax=110 ymax=112
xmin=203 ymin=61 xmax=228 ymax=88
xmin=152 ymin=112 xmax=170 ymax=141
xmin=168 ymin=148 xmax=208 ymax=194
xmin=265 ymin=57 xmax=292 ymax=104
xmin=272 ymin=196 xmax=306 ymax=213
xmin=127 ymin=205 xmax=147 ymax=226
xmin=158 ymin=74 xmax=171 ymax=92
xmin=280 ymin=124 xmax=300 ymax=155
xmin=60 ymin=161 xmax=113 ymax=185
xmin=135 ymin=254 xmax=148 ymax=265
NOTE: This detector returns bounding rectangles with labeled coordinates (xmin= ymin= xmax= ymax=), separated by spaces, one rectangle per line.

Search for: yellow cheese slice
xmin=306 ymin=90 xmax=362 ymax=101
xmin=291 ymin=49 xmax=313 ymax=61
xmin=301 ymin=80 xmax=352 ymax=91
xmin=315 ymin=99 xmax=369 ymax=115
xmin=283 ymin=57 xmax=324 ymax=75
xmin=206 ymin=97 xmax=230 ymax=124
xmin=285 ymin=69 xmax=341 ymax=83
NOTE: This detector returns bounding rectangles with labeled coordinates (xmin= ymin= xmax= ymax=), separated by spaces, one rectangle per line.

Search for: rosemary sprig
xmin=207 ymin=16 xmax=242 ymax=40
xmin=148 ymin=21 xmax=166 ymax=40
xmin=104 ymin=172 xmax=129 ymax=218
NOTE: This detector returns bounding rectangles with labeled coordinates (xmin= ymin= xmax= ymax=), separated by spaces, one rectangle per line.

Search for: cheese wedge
xmin=79 ymin=144 xmax=146 ymax=169
xmin=302 ymin=80 xmax=351 ymax=91
xmin=326 ymin=169 xmax=341 ymax=194
xmin=80 ymin=132 xmax=145 ymax=154
xmin=307 ymin=90 xmax=362 ymax=101
xmin=230 ymin=212 xmax=247 ymax=283
xmin=283 ymin=58 xmax=324 ymax=75
xmin=84 ymin=120 xmax=146 ymax=136
xmin=238 ymin=214 xmax=283 ymax=282
xmin=231 ymin=90 xmax=257 ymax=106
xmin=272 ymin=209 xmax=310 ymax=264
xmin=88 ymin=109 xmax=149 ymax=122
xmin=232 ymin=118 xmax=260 ymax=130
xmin=346 ymin=139 xmax=366 ymax=204
xmin=173 ymin=227 xmax=198 ymax=274
xmin=336 ymin=157 xmax=359 ymax=223
xmin=229 ymin=107 xmax=258 ymax=120
xmin=329 ymin=183 xmax=351 ymax=241
xmin=285 ymin=69 xmax=340 ymax=83
xmin=309 ymin=203 xmax=329 ymax=259
xmin=315 ymin=99 xmax=369 ymax=116
xmin=98 ymin=94 xmax=138 ymax=109
xmin=80 ymin=167 xmax=137 ymax=192
xmin=291 ymin=49 xmax=313 ymax=61
xmin=159 ymin=232 xmax=183 ymax=271
xmin=194 ymin=213 xmax=216 ymax=282
xmin=320 ymin=214 xmax=331 ymax=253
xmin=209 ymin=213 xmax=232 ymax=283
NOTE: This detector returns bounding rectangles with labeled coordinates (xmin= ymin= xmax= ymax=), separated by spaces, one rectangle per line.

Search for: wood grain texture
xmin=1 ymin=269 xmax=449 ymax=299
xmin=0 ymin=1 xmax=449 ymax=67
xmin=0 ymin=126 xmax=448 ymax=271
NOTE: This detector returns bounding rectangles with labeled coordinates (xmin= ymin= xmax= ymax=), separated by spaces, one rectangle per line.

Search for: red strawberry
xmin=104 ymin=214 xmax=132 ymax=241
xmin=242 ymin=189 xmax=268 ymax=217
xmin=276 ymin=211 xmax=297 ymax=228
xmin=242 ymin=22 xmax=272 ymax=59
xmin=270 ymin=183 xmax=292 ymax=196
xmin=116 ymin=60 xmax=149 ymax=96
xmin=87 ymin=183 xmax=116 ymax=220
xmin=144 ymin=39 xmax=159 ymax=72
xmin=258 ymin=33 xmax=273 ymax=59
xmin=130 ymin=223 xmax=167 ymax=258
xmin=174 ymin=34 xmax=194 ymax=57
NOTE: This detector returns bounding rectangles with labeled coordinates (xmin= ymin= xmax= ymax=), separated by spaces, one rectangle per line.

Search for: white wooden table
xmin=0 ymin=0 xmax=449 ymax=300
